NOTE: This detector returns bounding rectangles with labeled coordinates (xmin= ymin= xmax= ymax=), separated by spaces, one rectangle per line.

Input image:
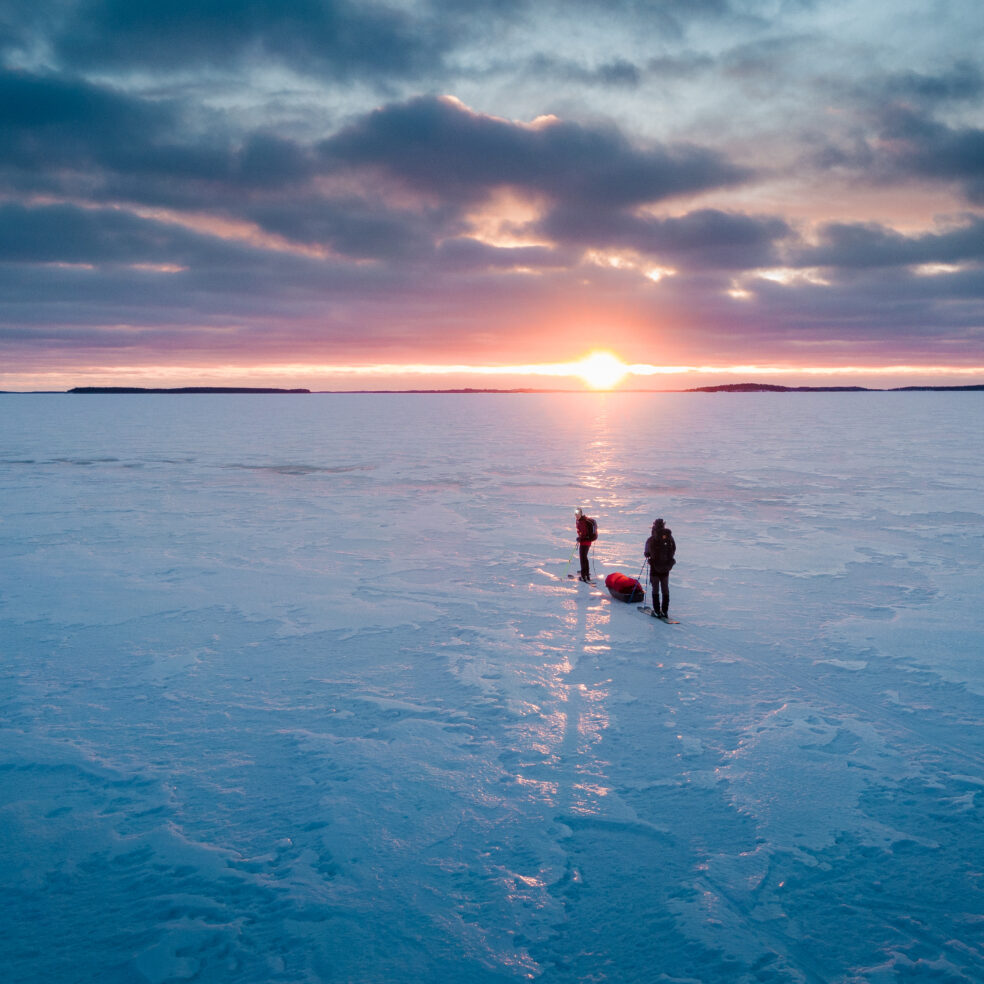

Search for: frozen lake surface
xmin=2 ymin=392 xmax=983 ymax=983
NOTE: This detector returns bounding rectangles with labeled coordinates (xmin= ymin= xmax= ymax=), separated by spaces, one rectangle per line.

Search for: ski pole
xmin=564 ymin=545 xmax=577 ymax=577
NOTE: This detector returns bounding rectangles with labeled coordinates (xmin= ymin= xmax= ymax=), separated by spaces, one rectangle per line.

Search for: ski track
xmin=1 ymin=392 xmax=983 ymax=984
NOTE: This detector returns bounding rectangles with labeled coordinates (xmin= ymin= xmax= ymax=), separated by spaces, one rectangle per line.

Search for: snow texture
xmin=1 ymin=392 xmax=983 ymax=984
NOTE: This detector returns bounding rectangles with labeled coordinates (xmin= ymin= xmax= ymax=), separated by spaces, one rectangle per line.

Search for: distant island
xmin=686 ymin=383 xmax=869 ymax=393
xmin=685 ymin=383 xmax=984 ymax=392
xmin=69 ymin=386 xmax=311 ymax=394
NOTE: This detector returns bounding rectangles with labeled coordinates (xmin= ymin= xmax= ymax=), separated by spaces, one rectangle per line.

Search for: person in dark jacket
xmin=575 ymin=507 xmax=596 ymax=581
xmin=644 ymin=518 xmax=676 ymax=618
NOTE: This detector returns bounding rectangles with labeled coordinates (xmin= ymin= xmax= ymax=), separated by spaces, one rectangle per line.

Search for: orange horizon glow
xmin=4 ymin=352 xmax=984 ymax=393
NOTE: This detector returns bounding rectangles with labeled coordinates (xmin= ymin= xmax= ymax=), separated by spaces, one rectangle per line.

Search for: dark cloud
xmin=882 ymin=61 xmax=984 ymax=105
xmin=523 ymin=53 xmax=642 ymax=88
xmin=646 ymin=52 xmax=716 ymax=79
xmin=878 ymin=106 xmax=984 ymax=203
xmin=0 ymin=206 xmax=407 ymax=341
xmin=794 ymin=217 xmax=984 ymax=271
xmin=0 ymin=74 xmax=755 ymax=270
xmin=321 ymin=95 xmax=749 ymax=208
xmin=748 ymin=266 xmax=984 ymax=339
xmin=719 ymin=34 xmax=811 ymax=82
xmin=90 ymin=130 xmax=317 ymax=210
xmin=807 ymin=99 xmax=984 ymax=206
xmin=246 ymin=197 xmax=456 ymax=260
xmin=0 ymin=68 xmax=319 ymax=209
xmin=0 ymin=202 xmax=207 ymax=265
xmin=54 ymin=0 xmax=447 ymax=82
xmin=0 ymin=68 xmax=172 ymax=173
xmin=540 ymin=206 xmax=791 ymax=270
xmin=233 ymin=133 xmax=317 ymax=187
xmin=0 ymin=68 xmax=216 ymax=205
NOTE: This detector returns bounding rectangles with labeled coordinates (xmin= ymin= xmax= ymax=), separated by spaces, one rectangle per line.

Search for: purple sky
xmin=1 ymin=0 xmax=983 ymax=389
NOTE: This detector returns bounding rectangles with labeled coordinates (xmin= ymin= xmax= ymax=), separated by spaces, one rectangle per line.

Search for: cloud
xmin=3 ymin=71 xmax=752 ymax=258
xmin=877 ymin=61 xmax=984 ymax=106
xmin=321 ymin=94 xmax=749 ymax=208
xmin=52 ymin=0 xmax=448 ymax=82
xmin=246 ymin=196 xmax=454 ymax=260
xmin=793 ymin=217 xmax=984 ymax=271
xmin=0 ymin=74 xmax=757 ymax=271
xmin=540 ymin=206 xmax=791 ymax=270
xmin=1 ymin=2 xmax=982 ymax=380
xmin=0 ymin=67 xmax=323 ymax=211
xmin=0 ymin=223 xmax=408 ymax=365
xmin=435 ymin=237 xmax=563 ymax=271
xmin=561 ymin=0 xmax=737 ymax=37
xmin=878 ymin=106 xmax=984 ymax=204
xmin=521 ymin=53 xmax=643 ymax=88
xmin=0 ymin=68 xmax=172 ymax=173
xmin=813 ymin=58 xmax=984 ymax=201
xmin=751 ymin=267 xmax=984 ymax=337
xmin=0 ymin=202 xmax=206 ymax=265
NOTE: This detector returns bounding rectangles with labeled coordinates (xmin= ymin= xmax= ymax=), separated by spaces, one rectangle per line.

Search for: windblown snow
xmin=1 ymin=392 xmax=982 ymax=983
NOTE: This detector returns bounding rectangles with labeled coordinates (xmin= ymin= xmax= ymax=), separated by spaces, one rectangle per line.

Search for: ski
xmin=567 ymin=574 xmax=595 ymax=584
xmin=637 ymin=606 xmax=680 ymax=623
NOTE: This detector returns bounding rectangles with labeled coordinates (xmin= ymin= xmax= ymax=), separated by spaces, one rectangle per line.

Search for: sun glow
xmin=6 ymin=355 xmax=984 ymax=393
xmin=574 ymin=351 xmax=630 ymax=390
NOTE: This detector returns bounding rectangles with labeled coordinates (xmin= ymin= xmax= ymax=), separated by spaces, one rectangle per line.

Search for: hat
xmin=575 ymin=508 xmax=583 ymax=518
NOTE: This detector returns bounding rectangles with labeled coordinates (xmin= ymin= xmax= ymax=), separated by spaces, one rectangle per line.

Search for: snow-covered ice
xmin=1 ymin=392 xmax=983 ymax=983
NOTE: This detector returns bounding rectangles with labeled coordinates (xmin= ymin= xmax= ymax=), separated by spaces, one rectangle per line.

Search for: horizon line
xmin=7 ymin=382 xmax=983 ymax=395
xmin=3 ymin=360 xmax=984 ymax=386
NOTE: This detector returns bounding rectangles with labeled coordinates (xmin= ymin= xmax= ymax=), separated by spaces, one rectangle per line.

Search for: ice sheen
xmin=1 ymin=392 xmax=982 ymax=984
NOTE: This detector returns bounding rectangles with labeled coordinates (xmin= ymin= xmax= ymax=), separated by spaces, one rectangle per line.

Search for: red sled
xmin=604 ymin=572 xmax=645 ymax=604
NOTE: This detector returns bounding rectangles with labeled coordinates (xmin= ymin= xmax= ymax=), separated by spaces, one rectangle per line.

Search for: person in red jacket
xmin=575 ymin=507 xmax=597 ymax=581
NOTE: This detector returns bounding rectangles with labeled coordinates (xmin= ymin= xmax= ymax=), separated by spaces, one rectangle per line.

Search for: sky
xmin=1 ymin=0 xmax=983 ymax=391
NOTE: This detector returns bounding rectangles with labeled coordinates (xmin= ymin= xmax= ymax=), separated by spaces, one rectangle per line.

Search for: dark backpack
xmin=585 ymin=517 xmax=598 ymax=542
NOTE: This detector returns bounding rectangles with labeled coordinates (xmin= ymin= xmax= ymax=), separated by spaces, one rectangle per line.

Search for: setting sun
xmin=575 ymin=351 xmax=630 ymax=389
